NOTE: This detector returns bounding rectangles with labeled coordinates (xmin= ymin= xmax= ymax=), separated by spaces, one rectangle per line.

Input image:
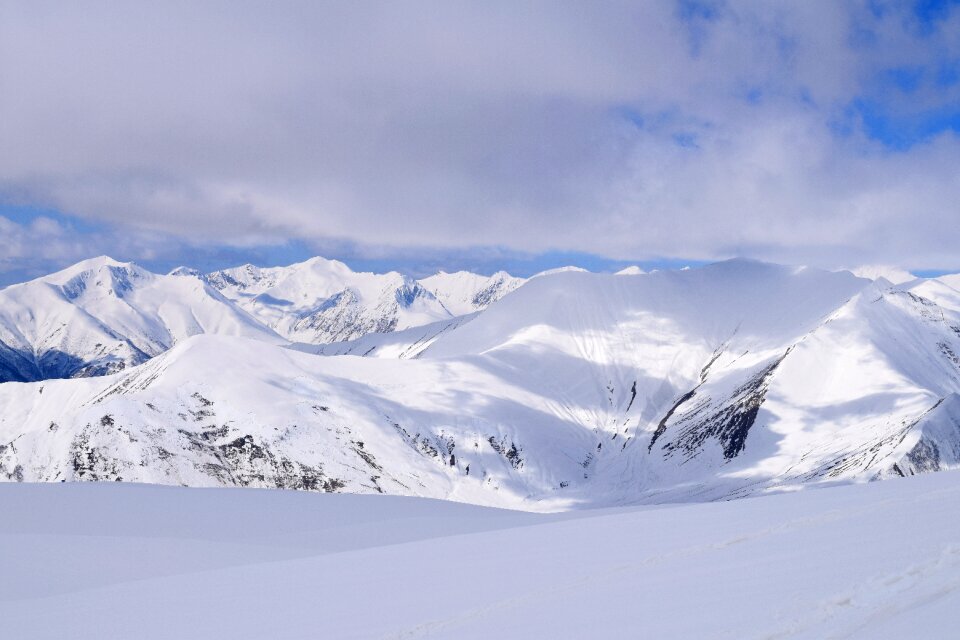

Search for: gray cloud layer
xmin=1 ymin=1 xmax=959 ymax=268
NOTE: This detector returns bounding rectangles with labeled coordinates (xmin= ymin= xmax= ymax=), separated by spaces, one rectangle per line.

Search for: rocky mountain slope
xmin=206 ymin=257 xmax=457 ymax=344
xmin=420 ymin=270 xmax=525 ymax=316
xmin=3 ymin=259 xmax=959 ymax=508
xmin=0 ymin=256 xmax=528 ymax=382
xmin=0 ymin=257 xmax=281 ymax=382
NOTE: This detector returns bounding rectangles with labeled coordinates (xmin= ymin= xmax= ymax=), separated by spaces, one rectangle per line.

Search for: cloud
xmin=0 ymin=213 xmax=192 ymax=281
xmin=1 ymin=0 xmax=959 ymax=269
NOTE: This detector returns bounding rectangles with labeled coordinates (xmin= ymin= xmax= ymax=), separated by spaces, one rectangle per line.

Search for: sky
xmin=1 ymin=0 xmax=959 ymax=284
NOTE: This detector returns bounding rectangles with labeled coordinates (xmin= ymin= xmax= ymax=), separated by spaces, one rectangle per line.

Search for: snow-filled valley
xmin=4 ymin=473 xmax=960 ymax=639
xmin=2 ymin=257 xmax=960 ymax=508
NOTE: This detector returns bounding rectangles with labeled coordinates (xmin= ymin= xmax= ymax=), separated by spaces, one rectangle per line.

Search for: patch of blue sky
xmin=0 ymin=203 xmax=102 ymax=234
xmin=672 ymin=132 xmax=700 ymax=149
xmin=912 ymin=0 xmax=960 ymax=34
xmin=0 ymin=203 xmax=706 ymax=281
xmin=853 ymin=98 xmax=960 ymax=149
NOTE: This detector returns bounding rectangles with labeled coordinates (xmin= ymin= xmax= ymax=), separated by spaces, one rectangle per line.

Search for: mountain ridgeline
xmin=1 ymin=257 xmax=960 ymax=508
xmin=0 ymin=256 xmax=524 ymax=382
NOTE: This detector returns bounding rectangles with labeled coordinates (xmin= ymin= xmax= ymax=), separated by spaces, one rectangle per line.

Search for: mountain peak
xmin=40 ymin=256 xmax=146 ymax=287
xmin=615 ymin=266 xmax=645 ymax=276
xmin=531 ymin=266 xmax=589 ymax=279
xmin=168 ymin=266 xmax=202 ymax=277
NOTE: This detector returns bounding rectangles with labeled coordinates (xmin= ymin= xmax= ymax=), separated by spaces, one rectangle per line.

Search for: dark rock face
xmin=488 ymin=436 xmax=523 ymax=470
xmin=215 ymin=435 xmax=344 ymax=492
xmin=293 ymin=289 xmax=401 ymax=343
xmin=69 ymin=426 xmax=131 ymax=481
xmin=648 ymin=388 xmax=697 ymax=453
xmin=903 ymin=437 xmax=942 ymax=474
xmin=654 ymin=349 xmax=791 ymax=461
xmin=43 ymin=391 xmax=352 ymax=492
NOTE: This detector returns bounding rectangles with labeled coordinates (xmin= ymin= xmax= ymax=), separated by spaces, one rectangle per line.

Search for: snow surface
xmin=848 ymin=264 xmax=916 ymax=285
xmin=3 ymin=257 xmax=960 ymax=509
xmin=4 ymin=473 xmax=960 ymax=639
xmin=420 ymin=270 xmax=525 ymax=316
xmin=0 ymin=256 xmax=281 ymax=380
xmin=614 ymin=265 xmax=646 ymax=275
xmin=6 ymin=259 xmax=960 ymax=508
xmin=207 ymin=256 xmax=453 ymax=343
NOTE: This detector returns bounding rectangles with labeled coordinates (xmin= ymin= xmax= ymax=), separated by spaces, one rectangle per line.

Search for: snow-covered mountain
xmin=3 ymin=258 xmax=960 ymax=508
xmin=938 ymin=272 xmax=960 ymax=292
xmin=615 ymin=265 xmax=646 ymax=275
xmin=420 ymin=270 xmax=525 ymax=316
xmin=0 ymin=257 xmax=281 ymax=382
xmin=206 ymin=257 xmax=453 ymax=344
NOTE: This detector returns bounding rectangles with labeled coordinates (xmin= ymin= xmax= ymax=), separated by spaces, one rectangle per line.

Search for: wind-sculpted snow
xmin=5 ymin=474 xmax=960 ymax=638
xmin=2 ymin=258 xmax=960 ymax=506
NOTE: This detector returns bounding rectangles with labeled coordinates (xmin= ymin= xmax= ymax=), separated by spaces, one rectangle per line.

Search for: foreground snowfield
xmin=4 ymin=474 xmax=960 ymax=639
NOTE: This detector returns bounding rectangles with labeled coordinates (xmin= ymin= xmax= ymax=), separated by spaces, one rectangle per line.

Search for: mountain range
xmin=1 ymin=256 xmax=959 ymax=509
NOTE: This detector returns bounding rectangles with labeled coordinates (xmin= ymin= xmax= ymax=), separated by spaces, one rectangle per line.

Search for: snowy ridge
xmin=0 ymin=257 xmax=280 ymax=382
xmin=207 ymin=257 xmax=454 ymax=343
xmin=615 ymin=265 xmax=646 ymax=275
xmin=289 ymin=313 xmax=480 ymax=359
xmin=420 ymin=270 xmax=525 ymax=316
xmin=3 ymin=259 xmax=960 ymax=508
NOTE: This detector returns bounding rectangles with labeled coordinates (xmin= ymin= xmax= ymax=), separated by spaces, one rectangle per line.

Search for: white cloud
xmin=1 ymin=1 xmax=958 ymax=269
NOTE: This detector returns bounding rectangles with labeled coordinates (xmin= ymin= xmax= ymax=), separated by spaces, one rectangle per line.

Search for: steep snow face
xmin=420 ymin=270 xmax=525 ymax=316
xmin=424 ymin=260 xmax=868 ymax=361
xmin=638 ymin=283 xmax=960 ymax=501
xmin=207 ymin=257 xmax=452 ymax=343
xmin=898 ymin=278 xmax=960 ymax=315
xmin=0 ymin=257 xmax=281 ymax=383
xmin=935 ymin=273 xmax=960 ymax=300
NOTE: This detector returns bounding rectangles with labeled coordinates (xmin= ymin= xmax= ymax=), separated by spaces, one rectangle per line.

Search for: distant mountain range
xmin=0 ymin=256 xmax=527 ymax=381
xmin=1 ymin=257 xmax=959 ymax=509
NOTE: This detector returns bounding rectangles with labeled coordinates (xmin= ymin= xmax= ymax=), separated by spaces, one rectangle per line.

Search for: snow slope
xmin=0 ymin=257 xmax=281 ymax=382
xmin=290 ymin=313 xmax=480 ymax=359
xmin=2 ymin=258 xmax=960 ymax=507
xmin=207 ymin=257 xmax=453 ymax=343
xmin=5 ymin=260 xmax=960 ymax=507
xmin=936 ymin=272 xmax=960 ymax=298
xmin=4 ymin=473 xmax=960 ymax=639
xmin=420 ymin=270 xmax=525 ymax=316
